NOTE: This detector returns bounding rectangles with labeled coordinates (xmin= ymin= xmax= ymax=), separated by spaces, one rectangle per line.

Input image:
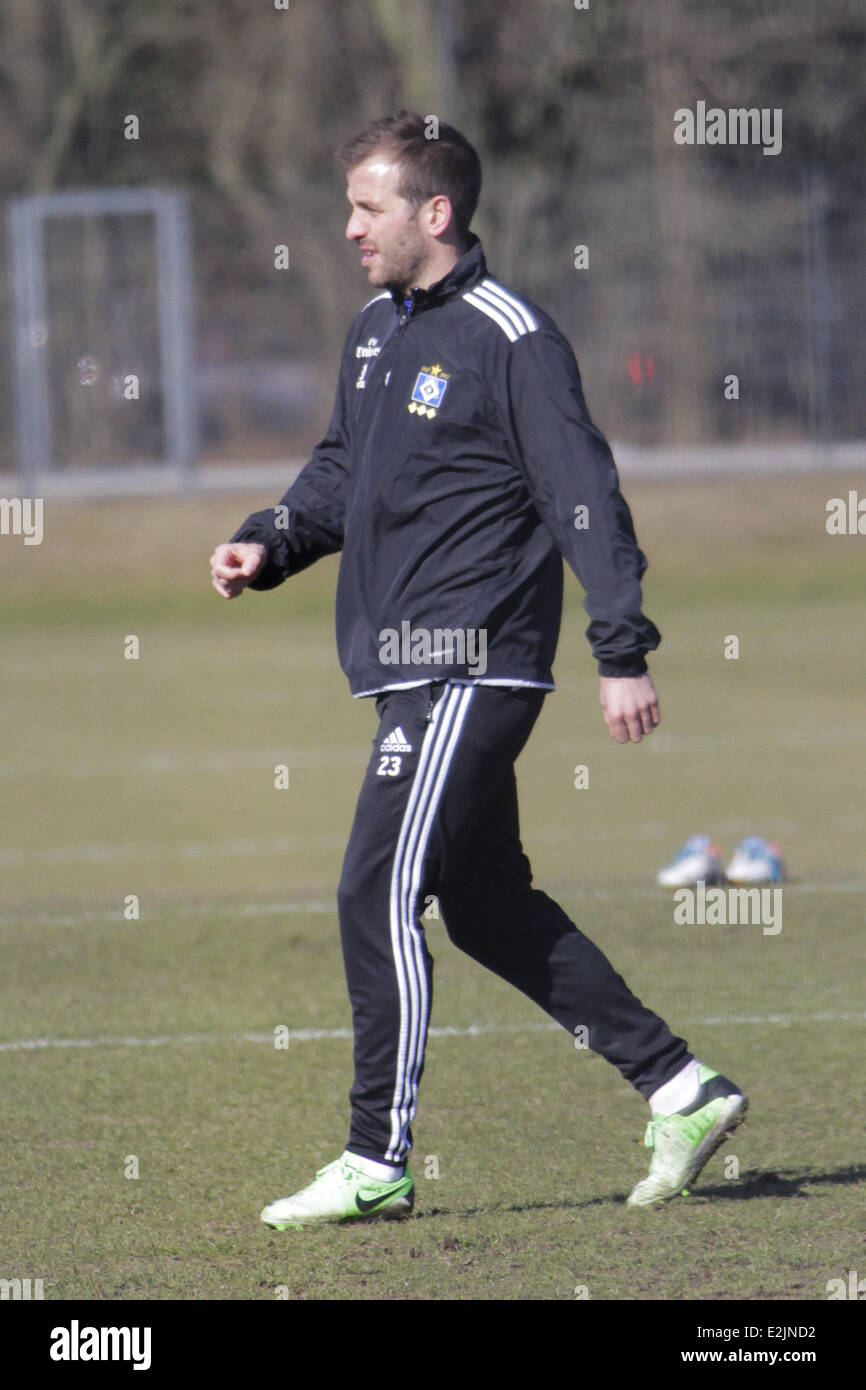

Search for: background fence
xmin=1 ymin=0 xmax=864 ymax=491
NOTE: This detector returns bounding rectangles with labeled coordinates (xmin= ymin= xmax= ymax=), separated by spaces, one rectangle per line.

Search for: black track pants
xmin=337 ymin=680 xmax=691 ymax=1165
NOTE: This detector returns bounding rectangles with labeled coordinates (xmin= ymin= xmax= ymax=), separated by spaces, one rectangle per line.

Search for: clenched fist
xmin=209 ymin=542 xmax=268 ymax=599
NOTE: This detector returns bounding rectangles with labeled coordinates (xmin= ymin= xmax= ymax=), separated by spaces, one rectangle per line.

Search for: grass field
xmin=1 ymin=470 xmax=865 ymax=1302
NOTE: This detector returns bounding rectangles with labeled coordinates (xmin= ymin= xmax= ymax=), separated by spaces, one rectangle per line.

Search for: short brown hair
xmin=335 ymin=111 xmax=482 ymax=240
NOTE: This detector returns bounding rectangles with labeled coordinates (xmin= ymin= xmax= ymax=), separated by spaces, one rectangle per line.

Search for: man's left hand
xmin=599 ymin=673 xmax=660 ymax=744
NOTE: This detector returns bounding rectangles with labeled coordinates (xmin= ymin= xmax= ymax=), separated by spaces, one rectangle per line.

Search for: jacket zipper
xmin=360 ymin=294 xmax=416 ymax=456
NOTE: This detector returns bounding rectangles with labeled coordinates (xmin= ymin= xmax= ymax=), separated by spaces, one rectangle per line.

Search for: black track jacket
xmin=230 ymin=235 xmax=661 ymax=697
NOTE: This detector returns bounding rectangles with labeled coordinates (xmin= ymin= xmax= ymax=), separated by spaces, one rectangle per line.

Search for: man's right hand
xmin=210 ymin=542 xmax=268 ymax=599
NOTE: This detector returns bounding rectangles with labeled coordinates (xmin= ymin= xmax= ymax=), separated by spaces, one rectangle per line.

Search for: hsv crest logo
xmin=408 ymin=364 xmax=450 ymax=418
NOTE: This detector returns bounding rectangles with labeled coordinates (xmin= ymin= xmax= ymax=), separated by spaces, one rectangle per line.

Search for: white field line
xmin=0 ymin=901 xmax=337 ymax=927
xmin=1 ymin=881 xmax=863 ymax=929
xmin=1 ymin=1012 xmax=864 ymax=1055
xmin=11 ymin=826 xmax=864 ymax=867
xmin=550 ymin=727 xmax=866 ymax=756
xmin=0 ymin=646 xmax=337 ymax=686
xmin=1 ymin=725 xmax=864 ymax=782
xmin=4 ymin=816 xmax=866 ymax=869
xmin=1 ymin=880 xmax=863 ymax=930
xmin=0 ymin=746 xmax=365 ymax=780
xmin=0 ymin=835 xmax=347 ymax=869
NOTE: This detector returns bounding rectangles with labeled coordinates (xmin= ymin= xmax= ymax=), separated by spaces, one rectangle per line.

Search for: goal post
xmin=8 ymin=186 xmax=198 ymax=494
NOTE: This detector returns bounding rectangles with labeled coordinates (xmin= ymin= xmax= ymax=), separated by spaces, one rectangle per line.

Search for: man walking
xmin=210 ymin=112 xmax=746 ymax=1224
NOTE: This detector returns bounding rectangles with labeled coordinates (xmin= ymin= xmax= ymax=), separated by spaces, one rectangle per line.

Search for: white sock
xmin=649 ymin=1059 xmax=703 ymax=1116
xmin=344 ymin=1151 xmax=404 ymax=1182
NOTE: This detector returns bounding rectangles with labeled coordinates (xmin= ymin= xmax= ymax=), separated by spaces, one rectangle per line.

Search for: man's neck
xmin=400 ymin=239 xmax=469 ymax=295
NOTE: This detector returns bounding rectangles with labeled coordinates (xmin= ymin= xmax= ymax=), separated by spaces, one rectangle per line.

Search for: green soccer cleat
xmin=626 ymin=1067 xmax=748 ymax=1207
xmin=260 ymin=1152 xmax=414 ymax=1229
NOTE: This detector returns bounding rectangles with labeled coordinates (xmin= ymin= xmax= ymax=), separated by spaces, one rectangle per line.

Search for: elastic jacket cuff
xmin=597 ymin=655 xmax=649 ymax=678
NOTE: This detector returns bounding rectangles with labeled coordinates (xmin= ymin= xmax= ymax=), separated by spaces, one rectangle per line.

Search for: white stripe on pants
xmin=385 ymin=683 xmax=475 ymax=1162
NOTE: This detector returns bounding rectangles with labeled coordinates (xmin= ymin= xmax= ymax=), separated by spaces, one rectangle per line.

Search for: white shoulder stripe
xmin=479 ymin=278 xmax=538 ymax=333
xmin=474 ymin=283 xmax=530 ymax=339
xmin=463 ymin=290 xmax=519 ymax=342
xmin=463 ymin=279 xmax=538 ymax=340
xmin=361 ymin=291 xmax=392 ymax=312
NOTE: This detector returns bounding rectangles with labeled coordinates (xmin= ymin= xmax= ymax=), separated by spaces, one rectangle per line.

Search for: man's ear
xmin=423 ymin=194 xmax=454 ymax=240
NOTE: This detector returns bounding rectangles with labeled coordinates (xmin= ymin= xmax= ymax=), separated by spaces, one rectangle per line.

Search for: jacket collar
xmin=389 ymin=234 xmax=487 ymax=315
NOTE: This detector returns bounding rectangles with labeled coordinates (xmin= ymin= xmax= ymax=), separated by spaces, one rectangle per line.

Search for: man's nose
xmin=345 ymin=211 xmax=366 ymax=240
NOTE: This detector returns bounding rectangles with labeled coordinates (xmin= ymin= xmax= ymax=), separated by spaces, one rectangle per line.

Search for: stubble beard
xmin=377 ymin=220 xmax=429 ymax=297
